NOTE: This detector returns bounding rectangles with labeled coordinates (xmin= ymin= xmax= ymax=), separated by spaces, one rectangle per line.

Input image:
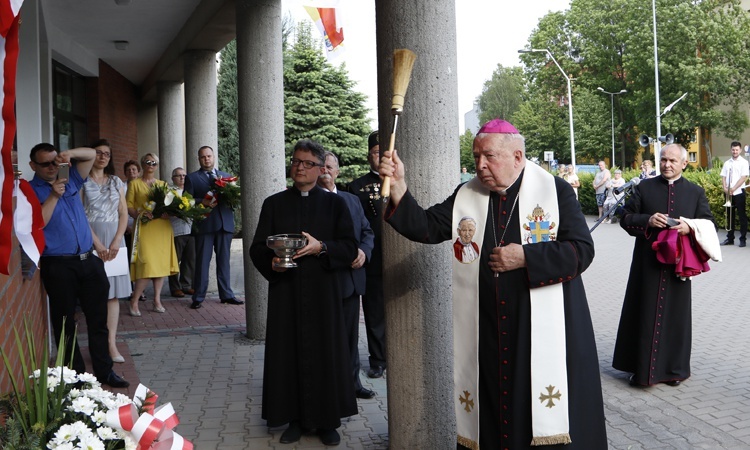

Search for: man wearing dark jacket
xmin=319 ymin=151 xmax=376 ymax=399
xmin=184 ymin=146 xmax=242 ymax=309
xmin=347 ymin=131 xmax=387 ymax=378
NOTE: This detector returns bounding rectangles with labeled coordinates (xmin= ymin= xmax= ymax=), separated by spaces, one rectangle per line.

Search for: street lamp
xmin=596 ymin=87 xmax=627 ymax=168
xmin=518 ymin=48 xmax=576 ymax=168
xmin=652 ymin=0 xmax=662 ymax=172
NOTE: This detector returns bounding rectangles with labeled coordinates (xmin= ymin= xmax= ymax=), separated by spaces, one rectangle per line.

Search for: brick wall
xmin=88 ymin=60 xmax=139 ymax=181
xmin=0 ymin=201 xmax=47 ymax=395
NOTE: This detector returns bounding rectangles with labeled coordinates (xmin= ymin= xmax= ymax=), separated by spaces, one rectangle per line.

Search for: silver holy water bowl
xmin=266 ymin=234 xmax=307 ymax=268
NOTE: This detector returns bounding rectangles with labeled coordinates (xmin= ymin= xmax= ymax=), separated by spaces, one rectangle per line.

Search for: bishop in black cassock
xmin=614 ymin=143 xmax=714 ymax=387
xmin=379 ymin=119 xmax=607 ymax=449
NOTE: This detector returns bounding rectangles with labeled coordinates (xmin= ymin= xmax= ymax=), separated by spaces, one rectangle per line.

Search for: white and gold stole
xmin=452 ymin=163 xmax=570 ymax=448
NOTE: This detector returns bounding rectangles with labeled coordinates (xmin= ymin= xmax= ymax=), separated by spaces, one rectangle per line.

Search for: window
xmin=52 ymin=62 xmax=87 ymax=150
xmin=689 ymin=152 xmax=697 ymax=163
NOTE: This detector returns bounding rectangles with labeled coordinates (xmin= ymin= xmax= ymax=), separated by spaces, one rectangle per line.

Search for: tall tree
xmin=518 ymin=0 xmax=750 ymax=168
xmin=284 ymin=22 xmax=371 ymax=184
xmin=217 ymin=39 xmax=239 ymax=173
xmin=459 ymin=129 xmax=475 ymax=172
xmin=476 ymin=65 xmax=525 ymax=125
xmin=217 ymin=18 xmax=371 ymax=186
xmin=218 ymin=14 xmax=295 ymax=173
xmin=512 ymin=91 xmax=570 ymax=163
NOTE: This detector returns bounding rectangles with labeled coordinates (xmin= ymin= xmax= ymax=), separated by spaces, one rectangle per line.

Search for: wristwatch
xmin=318 ymin=241 xmax=328 ymax=257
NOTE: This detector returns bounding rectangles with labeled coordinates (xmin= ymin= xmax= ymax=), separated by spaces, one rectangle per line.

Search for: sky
xmin=283 ymin=0 xmax=572 ymax=130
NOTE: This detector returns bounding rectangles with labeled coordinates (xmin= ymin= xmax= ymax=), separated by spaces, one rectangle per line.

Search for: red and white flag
xmin=303 ymin=0 xmax=345 ymax=59
xmin=0 ymin=0 xmax=24 ymax=275
xmin=13 ymin=178 xmax=45 ymax=267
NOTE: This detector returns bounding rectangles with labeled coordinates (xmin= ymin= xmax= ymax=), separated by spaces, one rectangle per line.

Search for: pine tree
xmin=217 ymin=39 xmax=238 ymax=173
xmin=284 ymin=22 xmax=371 ymax=184
xmin=217 ymin=20 xmax=371 ymax=188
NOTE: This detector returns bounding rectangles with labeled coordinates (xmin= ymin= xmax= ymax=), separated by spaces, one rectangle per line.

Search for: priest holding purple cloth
xmin=379 ymin=119 xmax=607 ymax=449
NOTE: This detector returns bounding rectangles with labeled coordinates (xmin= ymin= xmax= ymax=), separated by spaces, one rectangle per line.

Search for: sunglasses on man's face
xmin=34 ymin=160 xmax=58 ymax=168
xmin=143 ymin=160 xmax=158 ymax=167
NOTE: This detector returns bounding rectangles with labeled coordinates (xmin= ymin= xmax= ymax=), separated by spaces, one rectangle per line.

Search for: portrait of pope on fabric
xmin=453 ymin=216 xmax=479 ymax=263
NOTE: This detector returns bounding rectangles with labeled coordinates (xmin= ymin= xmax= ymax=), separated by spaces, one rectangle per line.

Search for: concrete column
xmin=157 ymin=81 xmax=185 ymax=180
xmin=376 ymin=0 xmax=460 ymax=447
xmin=17 ymin=0 xmax=50 ymax=179
xmin=236 ymin=0 xmax=286 ymax=339
xmin=184 ymin=50 xmax=218 ymax=173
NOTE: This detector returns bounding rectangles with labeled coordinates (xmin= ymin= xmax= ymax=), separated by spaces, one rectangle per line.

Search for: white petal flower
xmin=78 ymin=432 xmax=105 ymax=450
xmin=70 ymin=420 xmax=90 ymax=436
xmin=78 ymin=372 xmax=98 ymax=385
xmin=47 ymin=376 xmax=61 ymax=391
xmin=92 ymin=410 xmax=107 ymax=425
xmin=164 ymin=190 xmax=176 ymax=206
xmin=124 ymin=433 xmax=138 ymax=450
xmin=51 ymin=423 xmax=77 ymax=443
xmin=96 ymin=426 xmax=118 ymax=441
xmin=70 ymin=396 xmax=97 ymax=416
xmin=59 ymin=367 xmax=79 ymax=384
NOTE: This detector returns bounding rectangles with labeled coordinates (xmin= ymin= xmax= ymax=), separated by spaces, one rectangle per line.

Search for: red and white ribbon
xmin=105 ymin=384 xmax=192 ymax=450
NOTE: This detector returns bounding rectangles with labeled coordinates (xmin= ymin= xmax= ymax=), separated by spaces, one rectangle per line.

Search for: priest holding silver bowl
xmin=249 ymin=139 xmax=359 ymax=446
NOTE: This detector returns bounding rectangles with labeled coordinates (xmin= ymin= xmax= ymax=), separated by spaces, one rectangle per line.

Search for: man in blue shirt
xmin=30 ymin=143 xmax=129 ymax=388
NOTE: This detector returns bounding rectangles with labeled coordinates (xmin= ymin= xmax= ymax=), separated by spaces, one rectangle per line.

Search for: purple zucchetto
xmin=477 ymin=119 xmax=519 ymax=134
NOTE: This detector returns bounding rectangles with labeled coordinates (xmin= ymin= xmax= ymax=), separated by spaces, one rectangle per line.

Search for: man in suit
xmin=347 ymin=131 xmax=387 ymax=378
xmin=318 ymin=151 xmax=376 ymax=399
xmin=184 ymin=145 xmax=243 ymax=309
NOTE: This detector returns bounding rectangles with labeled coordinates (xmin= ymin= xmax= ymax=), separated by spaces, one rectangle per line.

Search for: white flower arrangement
xmin=1 ymin=319 xmax=191 ymax=449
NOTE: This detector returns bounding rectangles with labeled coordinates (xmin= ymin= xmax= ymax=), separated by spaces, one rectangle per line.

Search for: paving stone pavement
xmin=79 ymin=218 xmax=750 ymax=449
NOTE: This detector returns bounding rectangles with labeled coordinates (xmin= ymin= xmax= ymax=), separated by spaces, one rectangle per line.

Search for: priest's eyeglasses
xmin=290 ymin=158 xmax=322 ymax=169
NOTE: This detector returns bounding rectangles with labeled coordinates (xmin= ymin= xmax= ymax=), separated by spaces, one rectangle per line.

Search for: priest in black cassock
xmin=249 ymin=139 xmax=358 ymax=447
xmin=614 ymin=144 xmax=715 ymax=387
xmin=378 ymin=119 xmax=607 ymax=449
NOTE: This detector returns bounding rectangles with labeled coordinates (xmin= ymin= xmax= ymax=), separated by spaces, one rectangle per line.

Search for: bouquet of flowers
xmin=208 ymin=175 xmax=240 ymax=210
xmin=140 ymin=183 xmax=209 ymax=224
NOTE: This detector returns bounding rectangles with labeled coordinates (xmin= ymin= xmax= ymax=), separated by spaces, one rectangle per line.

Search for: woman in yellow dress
xmin=126 ymin=153 xmax=178 ymax=316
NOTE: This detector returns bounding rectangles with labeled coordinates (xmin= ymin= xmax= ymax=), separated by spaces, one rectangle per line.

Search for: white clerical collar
xmin=371 ymin=170 xmax=380 ymax=176
xmin=664 ymin=174 xmax=682 ymax=184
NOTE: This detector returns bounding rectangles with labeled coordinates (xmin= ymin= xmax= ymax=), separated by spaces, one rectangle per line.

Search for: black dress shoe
xmin=355 ymin=387 xmax=376 ymax=399
xmin=628 ymin=374 xmax=639 ymax=386
xmin=190 ymin=301 xmax=202 ymax=309
xmin=220 ymin=297 xmax=244 ymax=305
xmin=367 ymin=365 xmax=385 ymax=378
xmin=317 ymin=428 xmax=340 ymax=446
xmin=664 ymin=380 xmax=681 ymax=386
xmin=721 ymin=239 xmax=734 ymax=246
xmin=280 ymin=421 xmax=302 ymax=444
xmin=740 ymin=241 xmax=747 ymax=248
xmin=102 ymin=371 xmax=130 ymax=388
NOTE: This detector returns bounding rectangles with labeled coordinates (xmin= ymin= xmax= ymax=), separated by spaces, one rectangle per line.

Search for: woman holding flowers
xmin=82 ymin=139 xmax=132 ymax=363
xmin=126 ymin=153 xmax=177 ymax=315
